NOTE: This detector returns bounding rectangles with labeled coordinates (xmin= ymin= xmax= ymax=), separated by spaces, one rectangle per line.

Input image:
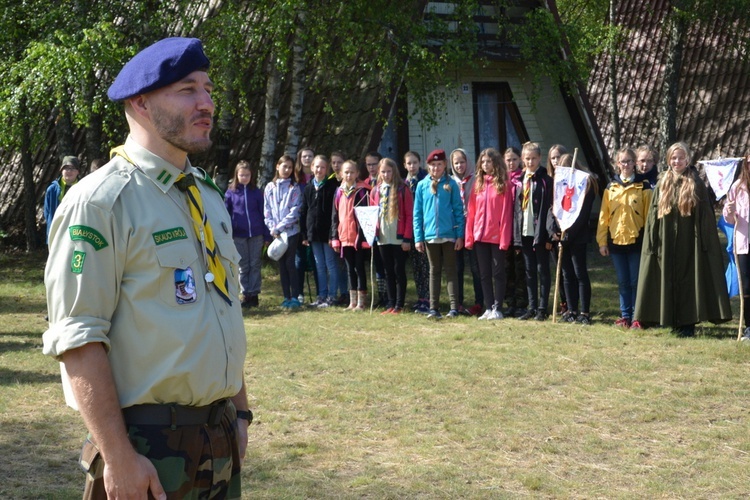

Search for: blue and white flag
xmin=553 ymin=166 xmax=590 ymax=232
xmin=699 ymin=158 xmax=740 ymax=200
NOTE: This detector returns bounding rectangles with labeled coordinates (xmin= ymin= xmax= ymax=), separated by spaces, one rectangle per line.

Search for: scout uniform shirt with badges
xmin=43 ymin=136 xmax=246 ymax=409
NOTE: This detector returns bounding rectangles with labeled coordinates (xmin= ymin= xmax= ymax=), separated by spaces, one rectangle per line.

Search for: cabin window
xmin=473 ymin=82 xmax=528 ymax=154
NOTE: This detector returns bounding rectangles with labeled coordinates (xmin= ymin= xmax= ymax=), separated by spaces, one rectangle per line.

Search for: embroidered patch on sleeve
xmin=152 ymin=227 xmax=188 ymax=246
xmin=69 ymin=226 xmax=109 ymax=250
xmin=71 ymin=251 xmax=86 ymax=274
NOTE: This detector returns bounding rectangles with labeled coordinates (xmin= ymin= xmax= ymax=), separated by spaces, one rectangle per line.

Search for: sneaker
xmin=426 ymin=309 xmax=442 ymax=320
xmin=630 ymin=320 xmax=643 ymax=330
xmin=288 ymin=298 xmax=301 ymax=309
xmin=446 ymin=309 xmax=460 ymax=318
xmin=561 ymin=310 xmax=577 ymax=323
xmin=457 ymin=305 xmax=472 ymax=316
xmin=415 ymin=302 xmax=431 ymax=315
xmin=281 ymin=298 xmax=291 ymax=309
xmin=518 ymin=309 xmax=534 ymax=321
xmin=614 ymin=317 xmax=631 ymax=328
xmin=297 ymin=294 xmax=305 ymax=305
xmin=478 ymin=309 xmax=493 ymax=320
xmin=391 ymin=307 xmax=403 ymax=314
xmin=534 ymin=310 xmax=547 ymax=321
xmin=467 ymin=304 xmax=483 ymax=316
xmin=489 ymin=307 xmax=504 ymax=320
xmin=381 ymin=308 xmax=394 ymax=315
xmin=575 ymin=313 xmax=591 ymax=325
xmin=317 ymin=297 xmax=334 ymax=308
xmin=309 ymin=297 xmax=325 ymax=307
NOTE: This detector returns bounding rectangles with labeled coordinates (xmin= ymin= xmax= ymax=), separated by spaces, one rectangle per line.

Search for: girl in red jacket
xmin=371 ymin=158 xmax=414 ymax=314
xmin=465 ymin=148 xmax=514 ymax=320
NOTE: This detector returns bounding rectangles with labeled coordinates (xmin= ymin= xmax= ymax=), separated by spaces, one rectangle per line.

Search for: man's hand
xmin=236 ymin=417 xmax=249 ymax=466
xmin=104 ymin=453 xmax=166 ymax=500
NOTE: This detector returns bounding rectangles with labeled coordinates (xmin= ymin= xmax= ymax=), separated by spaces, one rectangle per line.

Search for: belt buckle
xmin=207 ymin=399 xmax=227 ymax=427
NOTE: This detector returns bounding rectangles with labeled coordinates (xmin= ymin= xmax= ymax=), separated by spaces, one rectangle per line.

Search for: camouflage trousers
xmin=80 ymin=403 xmax=241 ymax=499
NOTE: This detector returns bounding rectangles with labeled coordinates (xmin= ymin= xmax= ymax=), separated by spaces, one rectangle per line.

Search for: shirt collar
xmin=118 ymin=136 xmax=197 ymax=194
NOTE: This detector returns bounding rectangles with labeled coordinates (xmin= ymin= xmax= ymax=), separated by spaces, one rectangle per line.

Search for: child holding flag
xmin=555 ymin=153 xmax=597 ymax=324
xmin=723 ymin=154 xmax=750 ymax=340
xmin=331 ymin=160 xmax=372 ymax=311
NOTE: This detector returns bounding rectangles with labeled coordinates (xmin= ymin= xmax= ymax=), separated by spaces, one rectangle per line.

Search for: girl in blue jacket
xmin=225 ymin=160 xmax=271 ymax=308
xmin=413 ymin=149 xmax=466 ymax=319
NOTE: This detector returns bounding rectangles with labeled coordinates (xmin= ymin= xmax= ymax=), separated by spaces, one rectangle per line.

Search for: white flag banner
xmin=354 ymin=206 xmax=380 ymax=246
xmin=553 ymin=166 xmax=590 ymax=232
xmin=698 ymin=158 xmax=740 ymax=200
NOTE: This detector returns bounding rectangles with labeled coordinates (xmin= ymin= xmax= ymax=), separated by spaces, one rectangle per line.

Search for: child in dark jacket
xmin=514 ymin=142 xmax=554 ymax=321
xmin=225 ymin=160 xmax=271 ymax=308
xmin=300 ymin=155 xmax=340 ymax=308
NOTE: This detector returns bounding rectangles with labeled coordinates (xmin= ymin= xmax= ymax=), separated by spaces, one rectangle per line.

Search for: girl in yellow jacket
xmin=596 ymin=147 xmax=652 ymax=329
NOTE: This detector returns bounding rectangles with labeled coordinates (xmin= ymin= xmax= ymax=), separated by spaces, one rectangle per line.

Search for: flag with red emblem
xmin=553 ymin=166 xmax=590 ymax=232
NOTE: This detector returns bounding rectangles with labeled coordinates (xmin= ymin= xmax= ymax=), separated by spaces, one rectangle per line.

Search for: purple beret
xmin=427 ymin=149 xmax=446 ymax=163
xmin=107 ymin=37 xmax=210 ymax=101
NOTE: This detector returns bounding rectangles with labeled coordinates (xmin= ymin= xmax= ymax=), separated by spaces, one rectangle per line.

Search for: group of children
xmin=223 ymin=140 xmax=739 ymax=336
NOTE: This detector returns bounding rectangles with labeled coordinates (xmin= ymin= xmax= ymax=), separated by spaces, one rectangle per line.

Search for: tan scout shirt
xmin=43 ymin=136 xmax=246 ymax=409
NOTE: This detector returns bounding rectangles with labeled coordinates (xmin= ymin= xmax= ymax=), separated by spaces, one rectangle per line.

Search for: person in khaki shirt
xmin=42 ymin=37 xmax=250 ymax=499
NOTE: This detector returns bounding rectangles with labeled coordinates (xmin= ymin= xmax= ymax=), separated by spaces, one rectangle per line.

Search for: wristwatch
xmin=236 ymin=410 xmax=253 ymax=423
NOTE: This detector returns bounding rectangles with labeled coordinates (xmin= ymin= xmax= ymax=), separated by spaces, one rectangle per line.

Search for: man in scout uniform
xmin=43 ymin=37 xmax=251 ymax=499
xmin=44 ymin=155 xmax=81 ymax=245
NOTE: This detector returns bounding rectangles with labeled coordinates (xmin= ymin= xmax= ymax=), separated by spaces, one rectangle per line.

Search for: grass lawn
xmin=1 ymin=248 xmax=750 ymax=498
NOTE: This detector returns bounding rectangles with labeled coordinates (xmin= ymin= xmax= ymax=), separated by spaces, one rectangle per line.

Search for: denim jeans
xmin=610 ymin=250 xmax=640 ymax=319
xmin=310 ymin=241 xmax=339 ymax=299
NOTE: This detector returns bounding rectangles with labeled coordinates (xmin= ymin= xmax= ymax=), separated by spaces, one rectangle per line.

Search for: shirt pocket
xmin=155 ymin=240 xmax=200 ymax=307
xmin=214 ymin=231 xmax=241 ymax=299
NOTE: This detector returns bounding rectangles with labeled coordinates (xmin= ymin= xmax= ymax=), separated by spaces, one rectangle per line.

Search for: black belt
xmin=122 ymin=399 xmax=230 ymax=429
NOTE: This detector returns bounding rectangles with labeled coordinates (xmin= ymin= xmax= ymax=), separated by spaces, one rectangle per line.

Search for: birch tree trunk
xmin=259 ymin=57 xmax=282 ymax=190
xmin=284 ymin=14 xmax=307 ymax=158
